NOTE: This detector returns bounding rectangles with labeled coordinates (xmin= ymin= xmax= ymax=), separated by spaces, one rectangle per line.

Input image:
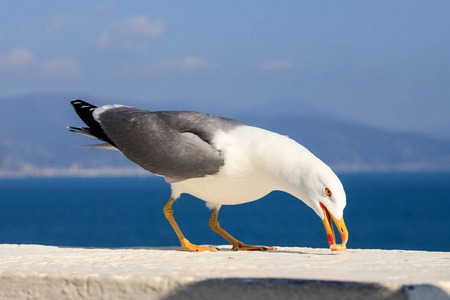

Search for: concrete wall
xmin=0 ymin=244 xmax=448 ymax=299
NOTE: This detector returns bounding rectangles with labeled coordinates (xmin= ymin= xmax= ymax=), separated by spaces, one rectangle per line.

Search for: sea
xmin=0 ymin=172 xmax=449 ymax=252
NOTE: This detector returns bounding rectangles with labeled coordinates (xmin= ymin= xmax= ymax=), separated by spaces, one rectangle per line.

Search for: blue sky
xmin=1 ymin=1 xmax=449 ymax=139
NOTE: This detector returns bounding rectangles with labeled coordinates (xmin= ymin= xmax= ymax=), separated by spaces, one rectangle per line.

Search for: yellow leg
xmin=209 ymin=208 xmax=276 ymax=251
xmin=164 ymin=197 xmax=217 ymax=252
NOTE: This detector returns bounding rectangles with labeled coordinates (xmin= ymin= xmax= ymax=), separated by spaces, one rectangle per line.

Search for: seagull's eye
xmin=324 ymin=188 xmax=332 ymax=197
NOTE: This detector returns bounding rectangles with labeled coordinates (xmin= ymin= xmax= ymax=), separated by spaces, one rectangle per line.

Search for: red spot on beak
xmin=320 ymin=202 xmax=348 ymax=251
xmin=320 ymin=203 xmax=336 ymax=246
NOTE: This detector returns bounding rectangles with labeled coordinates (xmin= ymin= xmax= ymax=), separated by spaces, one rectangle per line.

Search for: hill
xmin=0 ymin=94 xmax=449 ymax=177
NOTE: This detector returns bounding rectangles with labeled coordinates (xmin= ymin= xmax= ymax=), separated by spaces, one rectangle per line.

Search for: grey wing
xmin=97 ymin=107 xmax=240 ymax=182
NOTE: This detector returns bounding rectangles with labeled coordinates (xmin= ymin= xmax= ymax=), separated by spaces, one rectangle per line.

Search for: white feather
xmin=78 ymin=143 xmax=119 ymax=151
xmin=93 ymin=104 xmax=127 ymax=122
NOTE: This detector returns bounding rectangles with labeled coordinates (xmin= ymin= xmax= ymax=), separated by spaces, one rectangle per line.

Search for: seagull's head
xmin=287 ymin=161 xmax=348 ymax=251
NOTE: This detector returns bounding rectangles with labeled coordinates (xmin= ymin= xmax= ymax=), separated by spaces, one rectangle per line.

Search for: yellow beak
xmin=320 ymin=203 xmax=348 ymax=251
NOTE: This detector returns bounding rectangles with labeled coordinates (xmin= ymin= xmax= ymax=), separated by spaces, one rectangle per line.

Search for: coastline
xmin=1 ymin=165 xmax=449 ymax=179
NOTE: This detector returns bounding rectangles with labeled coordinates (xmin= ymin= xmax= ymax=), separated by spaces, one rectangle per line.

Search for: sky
xmin=1 ymin=1 xmax=449 ymax=139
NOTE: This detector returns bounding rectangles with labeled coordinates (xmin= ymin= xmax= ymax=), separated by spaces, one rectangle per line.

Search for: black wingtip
xmin=69 ymin=99 xmax=116 ymax=147
xmin=70 ymin=99 xmax=99 ymax=128
xmin=71 ymin=99 xmax=94 ymax=106
xmin=71 ymin=99 xmax=97 ymax=112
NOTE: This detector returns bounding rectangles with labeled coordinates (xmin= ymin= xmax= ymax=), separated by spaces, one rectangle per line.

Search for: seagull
xmin=69 ymin=99 xmax=348 ymax=252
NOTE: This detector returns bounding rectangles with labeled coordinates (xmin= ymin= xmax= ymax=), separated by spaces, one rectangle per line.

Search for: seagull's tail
xmin=69 ymin=99 xmax=117 ymax=149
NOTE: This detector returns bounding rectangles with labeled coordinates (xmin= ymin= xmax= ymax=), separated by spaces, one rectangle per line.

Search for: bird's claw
xmin=181 ymin=239 xmax=219 ymax=252
xmin=232 ymin=242 xmax=276 ymax=251
xmin=330 ymin=244 xmax=346 ymax=251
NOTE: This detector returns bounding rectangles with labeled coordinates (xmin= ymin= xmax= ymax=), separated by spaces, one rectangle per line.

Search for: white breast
xmin=170 ymin=125 xmax=309 ymax=207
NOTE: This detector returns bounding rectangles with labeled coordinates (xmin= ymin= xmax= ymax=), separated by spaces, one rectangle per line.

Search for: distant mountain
xmin=238 ymin=114 xmax=450 ymax=172
xmin=0 ymin=94 xmax=449 ymax=177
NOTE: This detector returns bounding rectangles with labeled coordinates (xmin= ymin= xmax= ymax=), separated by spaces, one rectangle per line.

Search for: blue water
xmin=0 ymin=173 xmax=449 ymax=251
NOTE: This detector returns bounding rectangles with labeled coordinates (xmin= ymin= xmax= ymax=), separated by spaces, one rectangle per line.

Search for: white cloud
xmin=38 ymin=57 xmax=81 ymax=82
xmin=96 ymin=32 xmax=111 ymax=48
xmin=115 ymin=16 xmax=165 ymax=37
xmin=0 ymin=48 xmax=81 ymax=83
xmin=181 ymin=57 xmax=211 ymax=70
xmin=97 ymin=16 xmax=165 ymax=51
xmin=259 ymin=60 xmax=297 ymax=71
xmin=95 ymin=0 xmax=118 ymax=14
xmin=121 ymin=56 xmax=212 ymax=76
xmin=0 ymin=48 xmax=35 ymax=70
xmin=47 ymin=16 xmax=70 ymax=34
xmin=154 ymin=57 xmax=211 ymax=73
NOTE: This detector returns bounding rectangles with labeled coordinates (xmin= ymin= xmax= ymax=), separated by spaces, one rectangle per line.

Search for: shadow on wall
xmin=163 ymin=278 xmax=450 ymax=300
xmin=2 ymin=274 xmax=448 ymax=299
